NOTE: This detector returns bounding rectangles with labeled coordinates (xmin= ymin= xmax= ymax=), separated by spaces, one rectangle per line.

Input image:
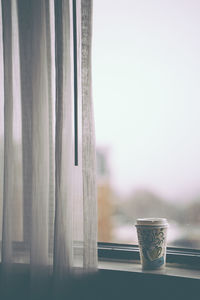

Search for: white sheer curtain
xmin=0 ymin=0 xmax=97 ymax=298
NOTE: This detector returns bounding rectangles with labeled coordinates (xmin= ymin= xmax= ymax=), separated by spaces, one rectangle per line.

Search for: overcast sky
xmin=92 ymin=0 xmax=200 ymax=202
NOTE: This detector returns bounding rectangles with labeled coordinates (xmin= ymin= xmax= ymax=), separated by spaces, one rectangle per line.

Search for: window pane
xmin=93 ymin=0 xmax=200 ymax=248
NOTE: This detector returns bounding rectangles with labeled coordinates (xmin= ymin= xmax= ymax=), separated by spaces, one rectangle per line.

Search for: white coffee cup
xmin=135 ymin=218 xmax=168 ymax=270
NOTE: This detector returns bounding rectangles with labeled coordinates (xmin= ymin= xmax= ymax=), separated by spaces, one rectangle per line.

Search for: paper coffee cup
xmin=135 ymin=218 xmax=168 ymax=270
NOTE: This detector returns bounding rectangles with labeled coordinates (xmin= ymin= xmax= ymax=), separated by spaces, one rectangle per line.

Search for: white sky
xmin=92 ymin=0 xmax=200 ymax=202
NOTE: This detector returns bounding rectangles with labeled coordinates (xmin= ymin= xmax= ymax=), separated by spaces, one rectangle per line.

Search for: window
xmin=93 ymin=0 xmax=200 ymax=252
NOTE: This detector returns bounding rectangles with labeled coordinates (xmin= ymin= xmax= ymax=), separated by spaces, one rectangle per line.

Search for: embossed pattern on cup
xmin=136 ymin=224 xmax=168 ymax=269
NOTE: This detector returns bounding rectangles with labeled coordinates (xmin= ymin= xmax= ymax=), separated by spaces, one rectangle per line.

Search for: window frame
xmin=98 ymin=242 xmax=200 ymax=269
xmin=6 ymin=242 xmax=200 ymax=271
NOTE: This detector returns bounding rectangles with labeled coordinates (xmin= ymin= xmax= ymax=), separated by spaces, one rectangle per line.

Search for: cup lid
xmin=136 ymin=218 xmax=168 ymax=226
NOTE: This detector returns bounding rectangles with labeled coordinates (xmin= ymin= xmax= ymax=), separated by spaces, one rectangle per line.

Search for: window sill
xmin=98 ymin=260 xmax=200 ymax=280
xmin=98 ymin=242 xmax=200 ymax=281
xmin=97 ymin=260 xmax=200 ymax=300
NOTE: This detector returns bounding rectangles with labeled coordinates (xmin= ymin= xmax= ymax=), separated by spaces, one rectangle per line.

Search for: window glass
xmin=93 ymin=0 xmax=200 ymax=248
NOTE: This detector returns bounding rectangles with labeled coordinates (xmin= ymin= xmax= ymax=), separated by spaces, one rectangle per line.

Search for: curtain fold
xmin=82 ymin=0 xmax=97 ymax=270
xmin=54 ymin=0 xmax=74 ymax=279
xmin=30 ymin=0 xmax=49 ymax=271
xmin=0 ymin=0 xmax=97 ymax=297
xmin=1 ymin=0 xmax=13 ymax=265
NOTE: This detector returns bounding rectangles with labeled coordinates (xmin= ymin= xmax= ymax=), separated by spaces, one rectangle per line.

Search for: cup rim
xmin=135 ymin=218 xmax=168 ymax=227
